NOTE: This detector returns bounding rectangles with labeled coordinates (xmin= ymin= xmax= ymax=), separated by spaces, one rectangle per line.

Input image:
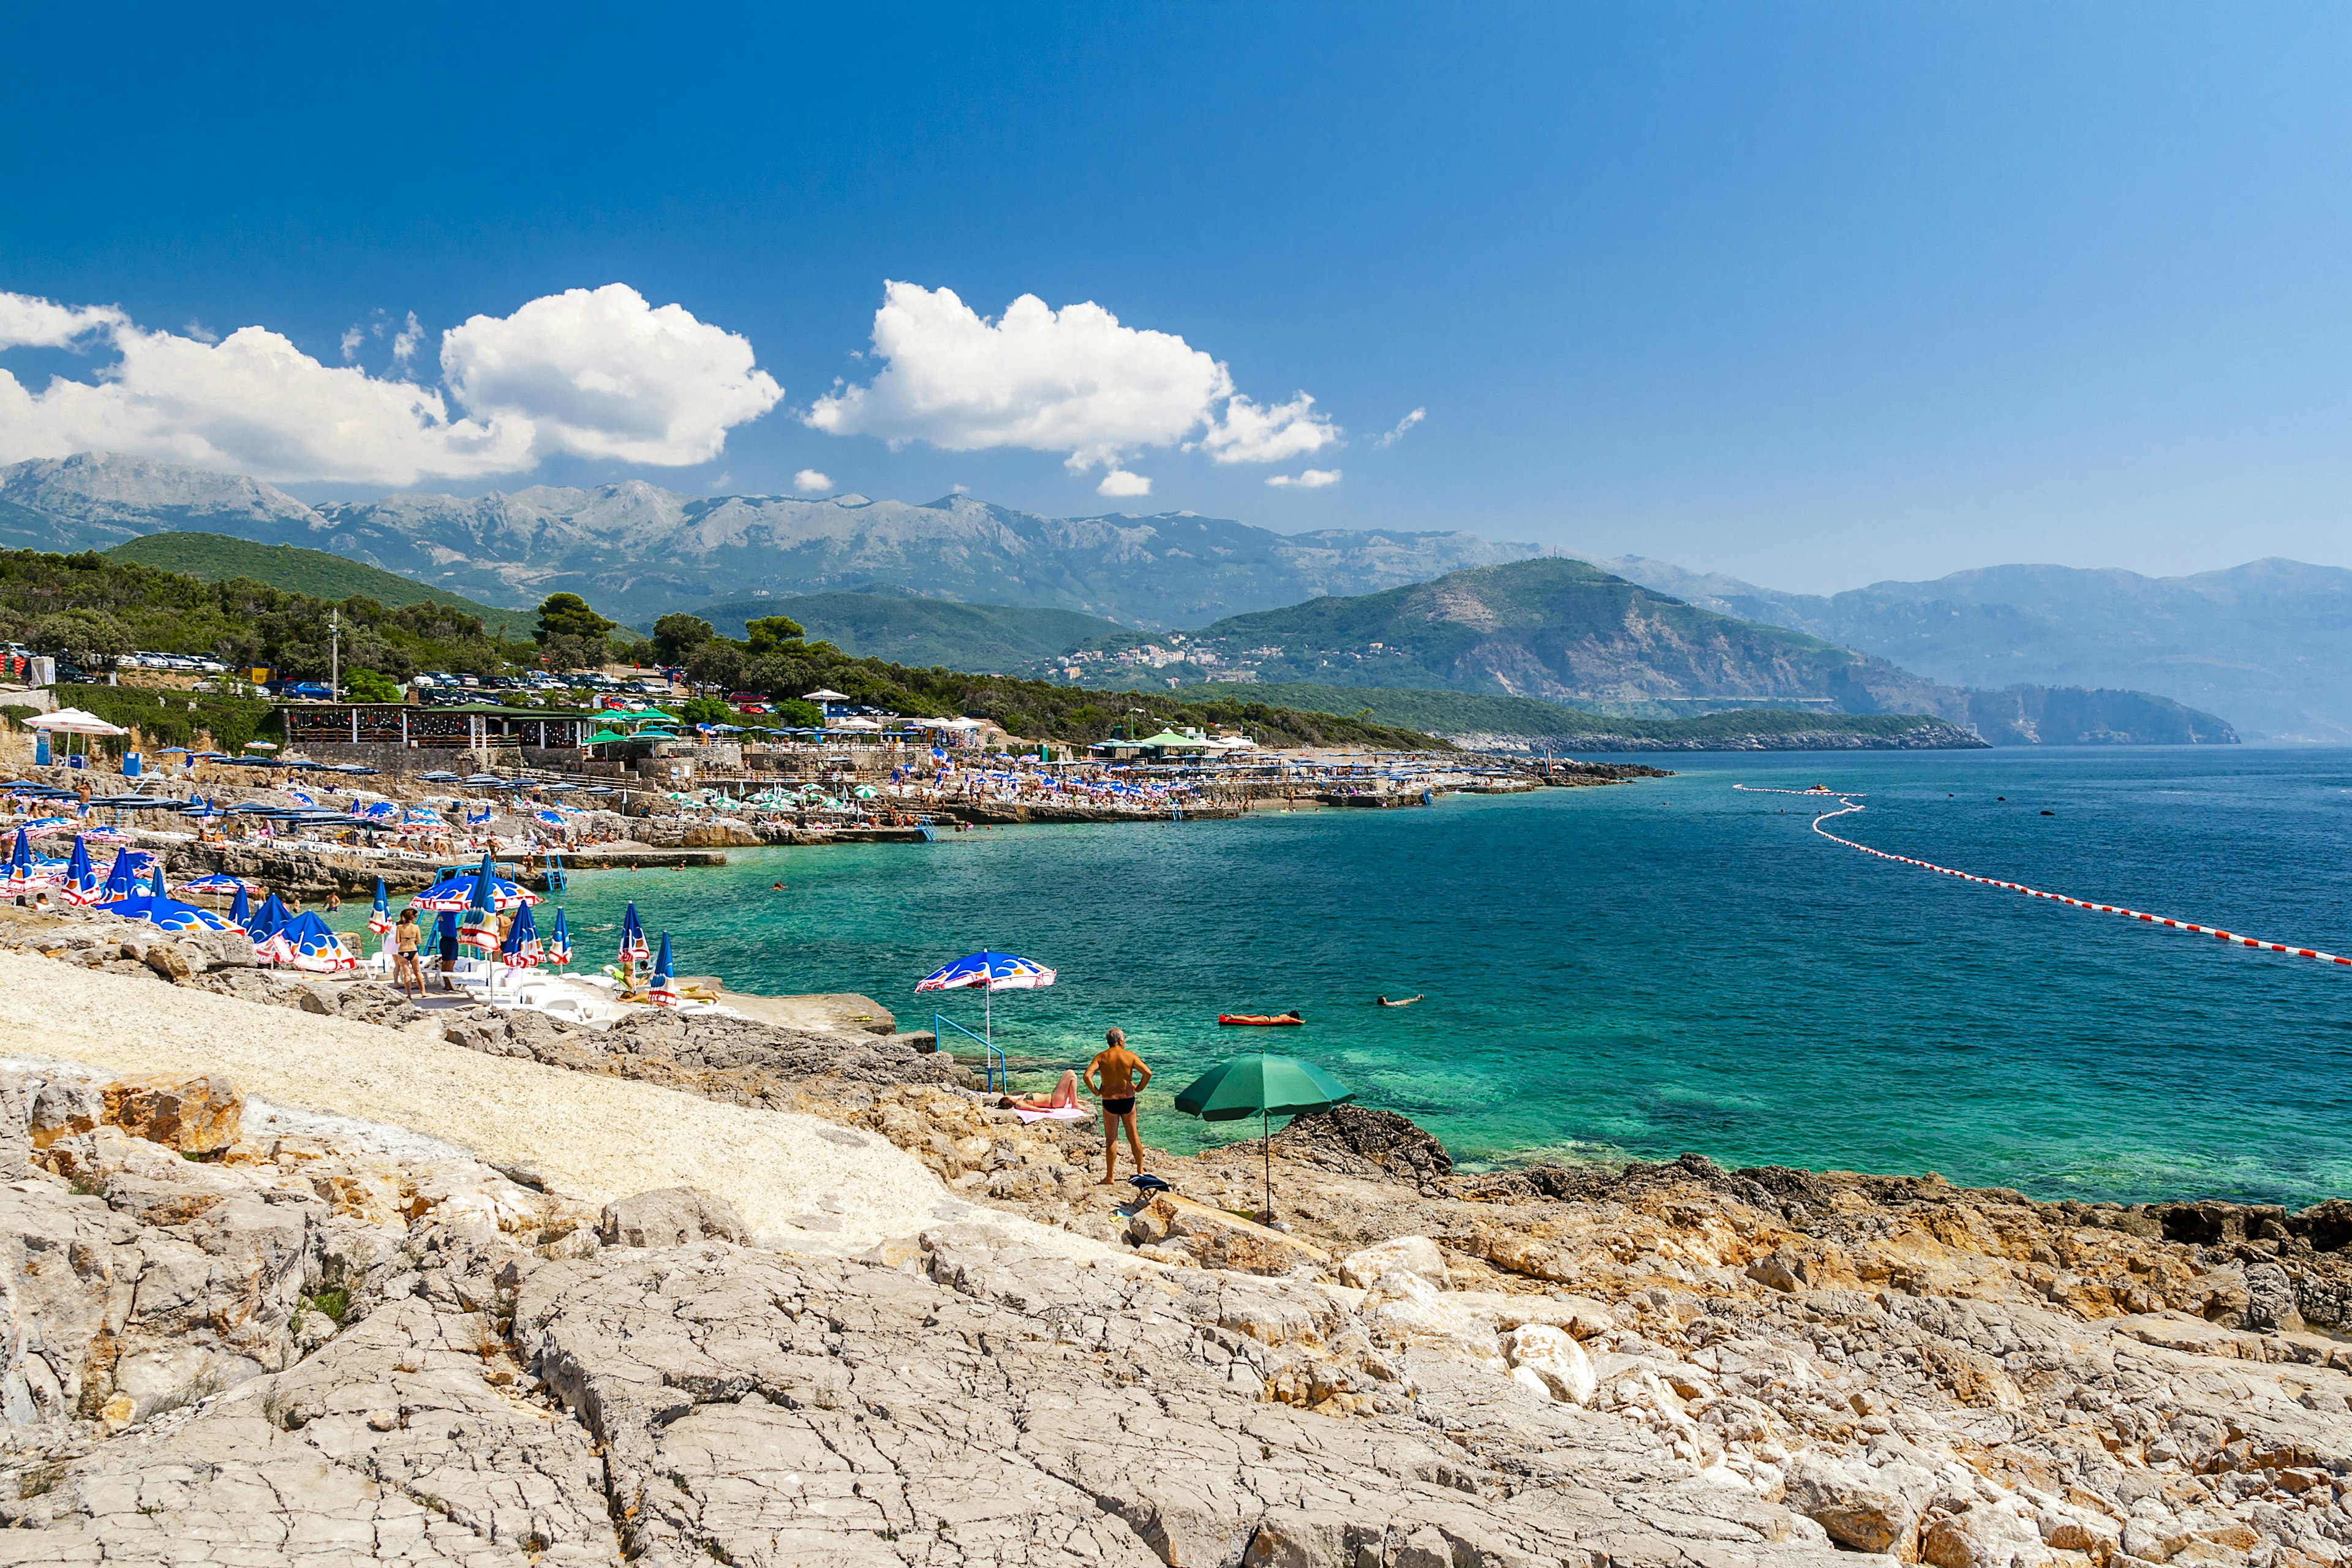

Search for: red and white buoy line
xmin=1735 ymin=785 xmax=2352 ymax=968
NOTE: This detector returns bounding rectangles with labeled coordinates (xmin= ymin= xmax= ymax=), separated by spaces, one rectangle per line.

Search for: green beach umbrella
xmin=1172 ymin=1054 xmax=1354 ymax=1219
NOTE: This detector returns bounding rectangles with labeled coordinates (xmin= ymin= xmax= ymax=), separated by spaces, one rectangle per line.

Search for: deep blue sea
xmin=546 ymin=748 xmax=2352 ymax=1208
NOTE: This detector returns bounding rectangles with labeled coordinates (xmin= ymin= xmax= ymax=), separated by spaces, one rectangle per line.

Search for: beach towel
xmin=1012 ymin=1106 xmax=1090 ymax=1123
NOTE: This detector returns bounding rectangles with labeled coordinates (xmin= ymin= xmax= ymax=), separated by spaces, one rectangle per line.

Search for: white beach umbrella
xmin=32 ymin=709 xmax=129 ymax=736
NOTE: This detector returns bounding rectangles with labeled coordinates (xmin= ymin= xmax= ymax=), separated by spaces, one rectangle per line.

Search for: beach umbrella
xmin=178 ymin=872 xmax=255 ymax=899
xmin=118 ymin=889 xmax=239 ymax=935
xmin=411 ymin=856 xmax=535 ymax=911
xmin=546 ymin=907 xmax=572 ymax=967
xmin=367 ymin=877 xmax=393 ymax=937
xmin=246 ymin=892 xmax=293 ymax=945
xmin=459 ymin=859 xmax=502 ymax=952
xmin=96 ymin=848 xmax=147 ymax=903
xmin=58 ymin=835 xmax=102 ymax=905
xmin=500 ymin=900 xmax=543 ymax=976
xmin=260 ymin=910 xmax=355 ymax=971
xmin=618 ymin=901 xmax=649 ymax=967
xmin=647 ymin=931 xmax=679 ymax=1007
xmin=914 ymin=950 xmax=1057 ymax=1058
xmin=1172 ymin=1054 xmax=1355 ymax=1219
xmin=228 ymin=882 xmax=250 ymax=927
xmin=1 ymin=829 xmax=40 ymax=897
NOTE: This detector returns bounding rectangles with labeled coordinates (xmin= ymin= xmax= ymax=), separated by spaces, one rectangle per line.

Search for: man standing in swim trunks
xmin=1086 ymin=1027 xmax=1151 ymax=1185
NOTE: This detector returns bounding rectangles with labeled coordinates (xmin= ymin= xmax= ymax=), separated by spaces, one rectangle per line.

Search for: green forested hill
xmin=1174 ymin=682 xmax=1973 ymax=744
xmin=0 ymin=549 xmax=537 ymax=680
xmin=104 ymin=533 xmax=532 ymax=637
xmin=688 ymin=590 xmax=1120 ymax=671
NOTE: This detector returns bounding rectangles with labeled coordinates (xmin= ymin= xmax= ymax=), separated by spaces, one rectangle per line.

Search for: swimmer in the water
xmin=1375 ymin=994 xmax=1424 ymax=1008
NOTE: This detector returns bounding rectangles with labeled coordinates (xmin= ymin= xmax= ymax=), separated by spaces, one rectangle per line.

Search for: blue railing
xmin=934 ymin=1013 xmax=1006 ymax=1090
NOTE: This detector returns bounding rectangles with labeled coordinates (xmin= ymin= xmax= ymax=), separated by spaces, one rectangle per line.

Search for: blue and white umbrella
xmin=618 ymin=902 xmax=649 ymax=965
xmin=413 ymin=854 xmax=537 ymax=912
xmin=546 ymin=907 xmax=571 ymax=967
xmin=115 ymin=890 xmax=238 ymax=934
xmin=246 ymin=892 xmax=293 ymax=943
xmin=258 ymin=910 xmax=354 ymax=971
xmin=96 ymin=847 xmax=151 ymax=904
xmin=58 ymin=835 xmax=102 ymax=906
xmin=459 ymin=858 xmax=502 ymax=952
xmin=228 ymin=882 xmax=251 ymax=927
xmin=367 ymin=876 xmax=392 ymax=936
xmin=1 ymin=829 xmax=46 ymax=897
xmin=914 ymin=950 xmax=1057 ymax=1052
xmin=500 ymin=901 xmax=543 ymax=971
xmin=916 ymin=951 xmax=1058 ymax=993
xmin=648 ymin=931 xmax=678 ymax=1007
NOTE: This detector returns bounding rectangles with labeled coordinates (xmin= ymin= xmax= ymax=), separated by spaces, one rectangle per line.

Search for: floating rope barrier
xmin=1735 ymin=785 xmax=2352 ymax=968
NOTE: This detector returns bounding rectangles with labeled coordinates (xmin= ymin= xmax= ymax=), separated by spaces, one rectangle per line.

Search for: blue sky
xmin=2 ymin=2 xmax=2346 ymax=592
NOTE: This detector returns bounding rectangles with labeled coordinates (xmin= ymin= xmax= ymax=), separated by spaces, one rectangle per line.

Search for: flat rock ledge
xmin=0 ymin=903 xmax=2346 ymax=1564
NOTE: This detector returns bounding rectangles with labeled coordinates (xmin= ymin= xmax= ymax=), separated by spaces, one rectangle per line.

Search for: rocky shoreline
xmin=0 ymin=903 xmax=2345 ymax=1566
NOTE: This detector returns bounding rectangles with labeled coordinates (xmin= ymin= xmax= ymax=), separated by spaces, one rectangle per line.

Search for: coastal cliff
xmin=0 ymin=907 xmax=2345 ymax=1566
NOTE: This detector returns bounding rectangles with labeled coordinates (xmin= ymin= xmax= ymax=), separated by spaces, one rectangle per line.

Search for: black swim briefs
xmin=1101 ymin=1096 xmax=1136 ymax=1116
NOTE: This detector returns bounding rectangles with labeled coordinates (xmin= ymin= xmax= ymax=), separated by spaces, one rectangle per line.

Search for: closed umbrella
xmin=228 ymin=882 xmax=251 ymax=927
xmin=500 ymin=900 xmax=543 ymax=974
xmin=58 ymin=835 xmax=101 ymax=906
xmin=1172 ymin=1054 xmax=1354 ymax=1219
xmin=618 ymin=902 xmax=649 ymax=969
xmin=246 ymin=892 xmax=293 ymax=944
xmin=648 ymin=931 xmax=678 ymax=1008
xmin=546 ymin=907 xmax=572 ymax=967
xmin=367 ymin=877 xmax=393 ymax=936
xmin=459 ymin=859 xmax=501 ymax=955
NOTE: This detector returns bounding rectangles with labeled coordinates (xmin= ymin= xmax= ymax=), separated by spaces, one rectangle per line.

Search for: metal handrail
xmin=934 ymin=1012 xmax=1006 ymax=1091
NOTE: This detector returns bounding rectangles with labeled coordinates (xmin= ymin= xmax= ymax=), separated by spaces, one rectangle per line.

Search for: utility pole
xmin=330 ymin=608 xmax=340 ymax=701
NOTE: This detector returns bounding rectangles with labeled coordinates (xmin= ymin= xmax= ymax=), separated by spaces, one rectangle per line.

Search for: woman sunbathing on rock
xmin=1005 ymin=1070 xmax=1081 ymax=1112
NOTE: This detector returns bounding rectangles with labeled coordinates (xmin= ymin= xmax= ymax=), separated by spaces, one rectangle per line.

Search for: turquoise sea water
xmin=547 ymin=748 xmax=2352 ymax=1208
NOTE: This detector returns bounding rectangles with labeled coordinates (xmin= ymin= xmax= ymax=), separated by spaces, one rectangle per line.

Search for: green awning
xmin=584 ymin=729 xmax=627 ymax=744
xmin=1131 ymin=729 xmax=1205 ymax=748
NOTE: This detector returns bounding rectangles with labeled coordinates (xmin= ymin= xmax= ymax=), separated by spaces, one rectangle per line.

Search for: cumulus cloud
xmin=0 ymin=296 xmax=127 ymax=349
xmin=390 ymin=311 xmax=424 ymax=366
xmin=807 ymin=281 xmax=1340 ymax=486
xmin=1265 ymin=468 xmax=1341 ymax=489
xmin=0 ymin=284 xmax=782 ymax=484
xmin=1373 ymin=407 xmax=1425 ymax=448
xmin=339 ymin=326 xmax=364 ymax=363
xmin=793 ymin=469 xmax=833 ymax=494
xmin=1197 ymin=391 xmax=1337 ymax=466
xmin=440 ymin=285 xmax=782 ymax=467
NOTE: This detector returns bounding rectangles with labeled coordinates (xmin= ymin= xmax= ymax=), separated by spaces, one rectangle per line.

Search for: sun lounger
xmin=1012 ymin=1106 xmax=1090 ymax=1123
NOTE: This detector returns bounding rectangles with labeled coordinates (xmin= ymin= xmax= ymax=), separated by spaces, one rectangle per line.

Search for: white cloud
xmin=793 ymin=468 xmax=833 ymax=493
xmin=441 ymin=285 xmax=782 ymax=467
xmin=0 ymin=296 xmax=126 ymax=349
xmin=1197 ymin=391 xmax=1337 ymax=466
xmin=0 ymin=284 xmax=782 ymax=484
xmin=390 ymin=311 xmax=424 ymax=366
xmin=807 ymin=281 xmax=1338 ymax=475
xmin=1373 ymin=406 xmax=1425 ymax=448
xmin=1096 ymin=468 xmax=1152 ymax=497
xmin=1265 ymin=468 xmax=1341 ymax=489
xmin=339 ymin=326 xmax=364 ymax=363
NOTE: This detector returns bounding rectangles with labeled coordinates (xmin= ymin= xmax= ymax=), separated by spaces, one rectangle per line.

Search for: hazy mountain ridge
xmin=1083 ymin=558 xmax=2235 ymax=745
xmin=0 ymin=453 xmax=1538 ymax=628
xmin=1599 ymin=554 xmax=2352 ymax=741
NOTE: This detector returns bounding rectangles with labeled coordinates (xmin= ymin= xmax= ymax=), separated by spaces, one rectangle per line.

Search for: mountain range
xmin=1074 ymin=558 xmax=2236 ymax=745
xmin=1598 ymin=556 xmax=2352 ymax=742
xmin=0 ymin=453 xmax=1535 ymax=629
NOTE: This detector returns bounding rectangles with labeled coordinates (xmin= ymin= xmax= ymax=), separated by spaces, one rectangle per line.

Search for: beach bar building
xmin=279 ymin=701 xmax=595 ymax=752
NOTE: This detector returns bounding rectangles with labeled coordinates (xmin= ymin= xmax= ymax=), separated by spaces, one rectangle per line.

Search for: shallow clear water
xmin=545 ymin=748 xmax=2352 ymax=1207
